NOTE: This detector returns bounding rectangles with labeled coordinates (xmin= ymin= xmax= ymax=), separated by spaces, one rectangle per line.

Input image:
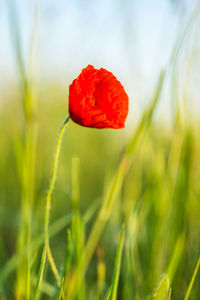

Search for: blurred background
xmin=0 ymin=0 xmax=200 ymax=299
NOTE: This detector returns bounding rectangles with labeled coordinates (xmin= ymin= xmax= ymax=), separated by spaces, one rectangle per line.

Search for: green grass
xmin=0 ymin=1 xmax=200 ymax=299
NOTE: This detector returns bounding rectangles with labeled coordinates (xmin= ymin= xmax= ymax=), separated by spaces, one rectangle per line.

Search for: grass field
xmin=0 ymin=1 xmax=200 ymax=299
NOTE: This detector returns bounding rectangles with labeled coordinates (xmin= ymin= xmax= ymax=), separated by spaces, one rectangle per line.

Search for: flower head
xmin=69 ymin=65 xmax=129 ymax=129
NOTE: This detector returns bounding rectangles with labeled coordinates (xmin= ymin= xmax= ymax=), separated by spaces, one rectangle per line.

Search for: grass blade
xmin=105 ymin=225 xmax=125 ymax=300
xmin=56 ymin=278 xmax=65 ymax=300
xmin=34 ymin=248 xmax=46 ymax=300
xmin=184 ymin=256 xmax=200 ymax=300
xmin=167 ymin=235 xmax=185 ymax=282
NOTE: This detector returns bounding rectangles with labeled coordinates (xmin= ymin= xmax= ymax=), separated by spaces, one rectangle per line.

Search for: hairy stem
xmin=44 ymin=115 xmax=70 ymax=285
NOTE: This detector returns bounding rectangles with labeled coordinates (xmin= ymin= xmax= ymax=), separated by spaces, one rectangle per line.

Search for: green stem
xmin=44 ymin=115 xmax=70 ymax=285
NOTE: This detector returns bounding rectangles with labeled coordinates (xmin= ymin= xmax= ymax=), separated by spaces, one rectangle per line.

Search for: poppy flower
xmin=68 ymin=65 xmax=129 ymax=129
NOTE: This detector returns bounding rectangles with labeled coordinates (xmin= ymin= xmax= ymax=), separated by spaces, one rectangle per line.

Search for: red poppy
xmin=68 ymin=65 xmax=129 ymax=129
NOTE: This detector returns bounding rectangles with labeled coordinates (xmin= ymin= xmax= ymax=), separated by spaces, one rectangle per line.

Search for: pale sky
xmin=0 ymin=0 xmax=199 ymax=121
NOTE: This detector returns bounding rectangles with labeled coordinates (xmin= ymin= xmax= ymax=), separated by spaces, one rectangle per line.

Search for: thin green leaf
xmin=34 ymin=248 xmax=46 ymax=300
xmin=56 ymin=278 xmax=65 ymax=300
xmin=104 ymin=288 xmax=111 ymax=300
xmin=184 ymin=256 xmax=200 ymax=300
xmin=167 ymin=235 xmax=185 ymax=282
xmin=105 ymin=225 xmax=125 ymax=300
